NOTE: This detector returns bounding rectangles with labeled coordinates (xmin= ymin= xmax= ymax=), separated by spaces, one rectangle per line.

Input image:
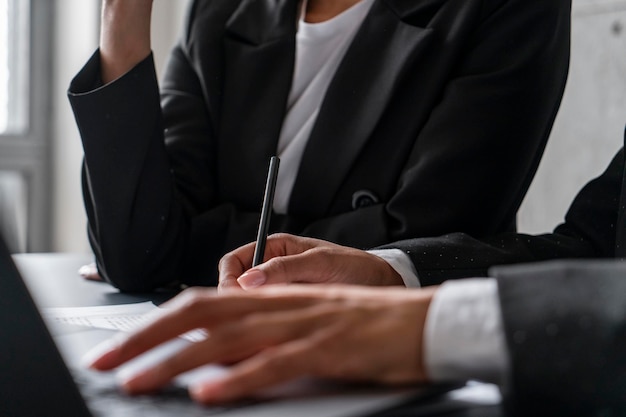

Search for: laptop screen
xmin=0 ymin=233 xmax=92 ymax=416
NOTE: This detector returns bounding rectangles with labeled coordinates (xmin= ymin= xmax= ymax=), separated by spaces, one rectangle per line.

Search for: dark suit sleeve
xmin=491 ymin=260 xmax=626 ymax=416
xmin=70 ymin=48 xmax=264 ymax=291
xmin=69 ymin=52 xmax=192 ymax=292
xmin=296 ymin=0 xmax=571 ymax=249
xmin=381 ymin=149 xmax=624 ymax=286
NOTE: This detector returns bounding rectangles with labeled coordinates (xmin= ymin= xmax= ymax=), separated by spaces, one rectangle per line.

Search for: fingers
xmin=218 ymin=241 xmax=256 ymax=292
xmin=119 ymin=333 xmax=242 ymax=394
xmin=238 ymin=245 xmax=391 ymax=288
xmin=84 ymin=286 xmax=323 ymax=371
xmin=222 ymin=233 xmax=401 ymax=289
xmin=84 ymin=288 xmax=220 ymax=370
xmin=237 ymin=249 xmax=336 ymax=288
xmin=121 ymin=303 xmax=336 ymax=395
xmin=191 ymin=339 xmax=315 ymax=403
xmin=78 ymin=263 xmax=103 ymax=281
xmin=218 ymin=233 xmax=329 ymax=292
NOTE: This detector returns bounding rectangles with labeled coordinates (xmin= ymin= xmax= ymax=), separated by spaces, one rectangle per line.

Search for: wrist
xmin=365 ymin=251 xmax=406 ymax=286
xmin=100 ymin=0 xmax=153 ymax=83
xmin=412 ymin=286 xmax=438 ymax=381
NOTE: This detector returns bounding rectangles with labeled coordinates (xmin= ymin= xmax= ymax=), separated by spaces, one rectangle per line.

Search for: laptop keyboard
xmin=70 ymin=367 xmax=238 ymax=417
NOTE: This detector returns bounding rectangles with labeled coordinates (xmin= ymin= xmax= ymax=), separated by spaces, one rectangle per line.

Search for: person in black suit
xmin=69 ymin=0 xmax=571 ymax=291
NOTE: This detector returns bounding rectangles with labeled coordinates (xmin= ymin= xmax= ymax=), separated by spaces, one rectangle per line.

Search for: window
xmin=0 ymin=0 xmax=52 ymax=252
xmin=0 ymin=0 xmax=30 ymax=134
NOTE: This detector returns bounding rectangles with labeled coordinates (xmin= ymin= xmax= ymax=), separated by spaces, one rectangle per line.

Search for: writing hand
xmin=218 ymin=233 xmax=404 ymax=292
xmin=83 ymin=285 xmax=436 ymax=404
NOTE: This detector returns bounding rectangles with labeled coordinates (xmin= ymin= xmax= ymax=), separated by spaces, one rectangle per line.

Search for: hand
xmin=218 ymin=233 xmax=404 ymax=292
xmin=100 ymin=0 xmax=154 ymax=83
xmin=78 ymin=263 xmax=103 ymax=281
xmin=83 ymin=284 xmax=437 ymax=404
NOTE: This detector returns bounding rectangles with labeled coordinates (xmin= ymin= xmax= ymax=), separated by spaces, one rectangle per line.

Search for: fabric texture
xmin=492 ymin=260 xmax=626 ymax=416
xmin=385 ymin=145 xmax=625 ymax=286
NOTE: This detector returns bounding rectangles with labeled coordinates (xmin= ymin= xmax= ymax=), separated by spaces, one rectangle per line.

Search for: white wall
xmin=51 ymin=0 xmax=99 ymax=253
xmin=517 ymin=0 xmax=626 ymax=233
xmin=151 ymin=0 xmax=189 ymax=78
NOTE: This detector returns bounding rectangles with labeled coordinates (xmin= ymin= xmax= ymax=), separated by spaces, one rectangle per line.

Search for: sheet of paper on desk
xmin=42 ymin=302 xmax=208 ymax=341
xmin=42 ymin=301 xmax=156 ymax=331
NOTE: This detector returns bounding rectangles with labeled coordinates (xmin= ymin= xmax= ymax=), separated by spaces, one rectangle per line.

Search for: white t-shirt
xmin=273 ymin=0 xmax=375 ymax=213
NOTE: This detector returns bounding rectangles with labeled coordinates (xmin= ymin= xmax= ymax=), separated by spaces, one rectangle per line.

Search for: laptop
xmin=0 ymin=232 xmax=453 ymax=417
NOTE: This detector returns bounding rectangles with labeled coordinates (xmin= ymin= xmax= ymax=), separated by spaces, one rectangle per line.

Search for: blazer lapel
xmin=289 ymin=0 xmax=434 ymax=217
xmin=218 ymin=0 xmax=299 ymax=204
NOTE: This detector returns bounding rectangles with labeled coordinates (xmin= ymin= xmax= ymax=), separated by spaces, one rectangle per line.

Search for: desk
xmin=14 ymin=253 xmax=175 ymax=308
xmin=13 ymin=253 xmax=504 ymax=417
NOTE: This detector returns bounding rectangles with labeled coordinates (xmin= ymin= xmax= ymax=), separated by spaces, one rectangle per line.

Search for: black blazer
xmin=386 ymin=129 xmax=626 ymax=285
xmin=492 ymin=260 xmax=626 ymax=416
xmin=69 ymin=0 xmax=570 ymax=291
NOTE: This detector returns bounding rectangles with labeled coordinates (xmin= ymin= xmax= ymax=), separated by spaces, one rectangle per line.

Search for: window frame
xmin=0 ymin=0 xmax=54 ymax=252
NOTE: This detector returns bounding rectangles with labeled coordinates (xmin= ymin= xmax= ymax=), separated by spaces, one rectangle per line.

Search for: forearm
xmin=383 ymin=149 xmax=624 ymax=286
xmin=384 ymin=232 xmax=599 ymax=286
xmin=100 ymin=0 xmax=153 ymax=83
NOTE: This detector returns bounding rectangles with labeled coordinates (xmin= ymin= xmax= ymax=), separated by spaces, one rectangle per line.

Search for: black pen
xmin=252 ymin=156 xmax=280 ymax=267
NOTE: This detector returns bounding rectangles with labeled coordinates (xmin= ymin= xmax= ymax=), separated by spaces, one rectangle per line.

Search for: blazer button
xmin=351 ymin=190 xmax=380 ymax=210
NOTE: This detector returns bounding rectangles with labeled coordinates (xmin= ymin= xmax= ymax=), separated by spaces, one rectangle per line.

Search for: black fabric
xmin=491 ymin=260 xmax=626 ymax=416
xmin=0 ymin=235 xmax=92 ymax=416
xmin=385 ymin=146 xmax=625 ymax=286
xmin=68 ymin=0 xmax=571 ymax=291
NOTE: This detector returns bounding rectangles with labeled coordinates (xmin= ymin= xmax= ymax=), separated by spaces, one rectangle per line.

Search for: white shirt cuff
xmin=424 ymin=278 xmax=509 ymax=384
xmin=367 ymin=249 xmax=421 ymax=288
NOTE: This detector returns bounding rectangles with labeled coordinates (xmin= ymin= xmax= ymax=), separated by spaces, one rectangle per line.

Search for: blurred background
xmin=0 ymin=0 xmax=624 ymax=254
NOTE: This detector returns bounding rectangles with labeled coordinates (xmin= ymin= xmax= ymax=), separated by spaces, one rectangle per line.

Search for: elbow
xmin=94 ymin=249 xmax=181 ymax=293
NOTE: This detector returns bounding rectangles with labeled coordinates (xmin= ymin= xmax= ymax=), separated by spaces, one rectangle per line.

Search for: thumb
xmin=237 ymin=269 xmax=269 ymax=289
xmin=237 ymin=252 xmax=331 ymax=289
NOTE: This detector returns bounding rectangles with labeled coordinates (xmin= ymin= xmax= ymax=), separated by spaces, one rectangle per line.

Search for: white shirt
xmin=273 ymin=0 xmax=375 ymax=213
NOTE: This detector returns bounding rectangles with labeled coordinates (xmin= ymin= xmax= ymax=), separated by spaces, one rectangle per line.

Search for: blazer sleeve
xmin=69 ymin=51 xmax=192 ymax=292
xmin=380 ymin=148 xmax=624 ymax=286
xmin=295 ymin=0 xmax=572 ymax=249
xmin=491 ymin=260 xmax=626 ymax=416
xmin=70 ymin=49 xmax=267 ymax=291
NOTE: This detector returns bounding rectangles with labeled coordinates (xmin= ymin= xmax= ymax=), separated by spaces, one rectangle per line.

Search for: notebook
xmin=0 ymin=232 xmax=451 ymax=417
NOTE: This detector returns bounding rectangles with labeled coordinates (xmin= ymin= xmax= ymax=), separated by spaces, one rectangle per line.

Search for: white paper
xmin=42 ymin=302 xmax=206 ymax=341
xmin=42 ymin=301 xmax=156 ymax=331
